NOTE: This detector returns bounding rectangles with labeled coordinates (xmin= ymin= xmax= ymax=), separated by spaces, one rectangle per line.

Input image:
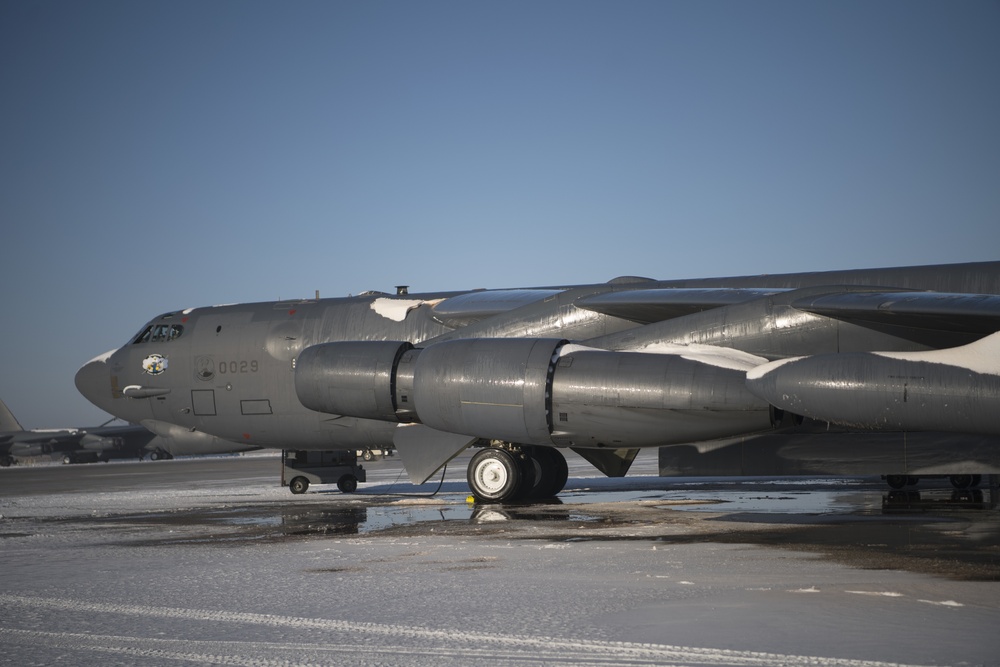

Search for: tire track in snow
xmin=1 ymin=594 xmax=935 ymax=667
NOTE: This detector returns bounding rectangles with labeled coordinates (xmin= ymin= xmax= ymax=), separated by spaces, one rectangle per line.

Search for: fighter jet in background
xmin=74 ymin=262 xmax=1000 ymax=501
xmin=0 ymin=398 xmax=257 ymax=466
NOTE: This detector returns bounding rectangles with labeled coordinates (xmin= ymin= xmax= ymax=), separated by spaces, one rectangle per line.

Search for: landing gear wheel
xmin=950 ymin=475 xmax=975 ymax=489
xmin=362 ymin=449 xmax=374 ymax=461
xmin=885 ymin=475 xmax=908 ymax=489
xmin=289 ymin=476 xmax=310 ymax=494
xmin=525 ymin=447 xmax=569 ymax=499
xmin=337 ymin=475 xmax=358 ymax=493
xmin=467 ymin=448 xmax=522 ymax=502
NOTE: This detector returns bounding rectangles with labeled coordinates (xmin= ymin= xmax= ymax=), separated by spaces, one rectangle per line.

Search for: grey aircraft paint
xmin=75 ymin=262 xmax=1000 ymax=501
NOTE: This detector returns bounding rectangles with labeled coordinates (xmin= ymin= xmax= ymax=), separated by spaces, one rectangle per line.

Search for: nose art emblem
xmin=142 ymin=354 xmax=168 ymax=375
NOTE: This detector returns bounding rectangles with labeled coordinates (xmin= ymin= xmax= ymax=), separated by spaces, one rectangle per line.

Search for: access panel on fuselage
xmin=182 ymin=309 xmax=270 ymax=435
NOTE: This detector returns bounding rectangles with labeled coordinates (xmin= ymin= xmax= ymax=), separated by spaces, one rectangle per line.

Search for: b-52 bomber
xmin=75 ymin=262 xmax=1000 ymax=501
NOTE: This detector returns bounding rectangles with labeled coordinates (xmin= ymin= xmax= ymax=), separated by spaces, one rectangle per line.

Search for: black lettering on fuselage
xmin=217 ymin=360 xmax=260 ymax=374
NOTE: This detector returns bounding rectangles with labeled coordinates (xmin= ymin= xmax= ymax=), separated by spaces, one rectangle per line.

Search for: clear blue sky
xmin=2 ymin=1 xmax=998 ymax=428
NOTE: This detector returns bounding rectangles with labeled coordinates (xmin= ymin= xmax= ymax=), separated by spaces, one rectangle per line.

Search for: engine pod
xmin=411 ymin=338 xmax=565 ymax=444
xmin=549 ymin=348 xmax=771 ymax=447
xmin=295 ymin=341 xmax=413 ymax=421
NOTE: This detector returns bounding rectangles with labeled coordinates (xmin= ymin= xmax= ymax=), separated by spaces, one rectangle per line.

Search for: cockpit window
xmin=133 ymin=326 xmax=152 ymax=344
xmin=132 ymin=324 xmax=183 ymax=344
xmin=150 ymin=324 xmax=171 ymax=342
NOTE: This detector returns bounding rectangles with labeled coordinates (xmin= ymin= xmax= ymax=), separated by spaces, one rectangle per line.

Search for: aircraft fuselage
xmin=75 ymin=262 xmax=1000 ymax=501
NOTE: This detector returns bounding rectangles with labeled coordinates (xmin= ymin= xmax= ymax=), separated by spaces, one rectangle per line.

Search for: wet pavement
xmin=6 ymin=452 xmax=998 ymax=582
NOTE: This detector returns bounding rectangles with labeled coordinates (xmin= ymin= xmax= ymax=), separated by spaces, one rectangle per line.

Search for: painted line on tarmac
xmin=1 ymin=594 xmax=934 ymax=667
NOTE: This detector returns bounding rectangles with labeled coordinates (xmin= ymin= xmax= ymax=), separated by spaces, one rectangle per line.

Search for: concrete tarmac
xmin=3 ymin=450 xmax=1000 ymax=579
xmin=2 ymin=450 xmax=1000 ymax=666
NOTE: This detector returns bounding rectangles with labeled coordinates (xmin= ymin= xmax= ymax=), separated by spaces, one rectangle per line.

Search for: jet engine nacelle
xmin=9 ymin=443 xmax=47 ymax=457
xmin=295 ymin=338 xmax=772 ymax=448
xmin=295 ymin=340 xmax=414 ymax=422
xmin=409 ymin=337 xmax=561 ymax=444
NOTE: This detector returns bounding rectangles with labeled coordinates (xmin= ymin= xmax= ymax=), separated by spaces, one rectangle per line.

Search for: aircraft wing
xmin=428 ymin=289 xmax=565 ymax=327
xmin=575 ymin=288 xmax=789 ymax=324
xmin=579 ymin=285 xmax=1000 ymax=326
xmin=791 ymin=290 xmax=1000 ymax=342
xmin=578 ymin=286 xmax=1000 ymax=347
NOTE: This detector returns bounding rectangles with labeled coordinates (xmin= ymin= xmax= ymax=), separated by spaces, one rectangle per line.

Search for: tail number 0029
xmin=218 ymin=360 xmax=259 ymax=374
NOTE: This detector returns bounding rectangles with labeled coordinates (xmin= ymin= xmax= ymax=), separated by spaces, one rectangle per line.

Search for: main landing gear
xmin=884 ymin=474 xmax=983 ymax=490
xmin=467 ymin=444 xmax=569 ymax=503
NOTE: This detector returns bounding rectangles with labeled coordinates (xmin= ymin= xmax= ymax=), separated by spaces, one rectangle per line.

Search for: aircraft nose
xmin=75 ymin=351 xmax=116 ymax=411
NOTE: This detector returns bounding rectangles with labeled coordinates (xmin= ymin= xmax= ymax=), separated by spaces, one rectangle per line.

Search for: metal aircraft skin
xmin=74 ymin=262 xmax=1000 ymax=501
xmin=0 ymin=398 xmax=257 ymax=466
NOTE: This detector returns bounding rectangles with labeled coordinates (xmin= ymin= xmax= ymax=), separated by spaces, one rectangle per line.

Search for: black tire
xmin=362 ymin=450 xmax=374 ymax=461
xmin=885 ymin=475 xmax=908 ymax=489
xmin=289 ymin=476 xmax=309 ymax=494
xmin=338 ymin=475 xmax=358 ymax=493
xmin=540 ymin=448 xmax=568 ymax=497
xmin=467 ymin=448 xmax=522 ymax=502
xmin=525 ymin=447 xmax=569 ymax=499
xmin=950 ymin=475 xmax=974 ymax=489
xmin=512 ymin=452 xmax=537 ymax=501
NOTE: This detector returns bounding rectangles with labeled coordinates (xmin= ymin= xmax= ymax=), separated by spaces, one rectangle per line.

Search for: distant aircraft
xmin=74 ymin=262 xmax=1000 ymax=500
xmin=1 ymin=398 xmax=157 ymax=465
xmin=0 ymin=399 xmax=257 ymax=466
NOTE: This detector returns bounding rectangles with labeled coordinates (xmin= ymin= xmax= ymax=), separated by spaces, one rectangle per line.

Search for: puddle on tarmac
xmin=24 ymin=476 xmax=1000 ymax=580
xmin=80 ymin=483 xmax=994 ymax=544
xmin=561 ymin=477 xmax=1000 ymax=516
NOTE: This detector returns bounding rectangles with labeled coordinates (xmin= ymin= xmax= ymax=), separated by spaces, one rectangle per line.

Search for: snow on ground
xmin=2 ymin=457 xmax=999 ymax=666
